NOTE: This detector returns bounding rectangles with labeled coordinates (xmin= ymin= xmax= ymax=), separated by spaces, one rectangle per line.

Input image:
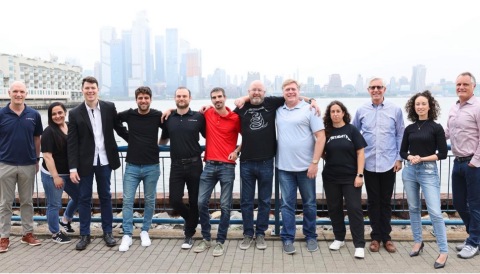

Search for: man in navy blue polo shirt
xmin=159 ymin=87 xmax=205 ymax=250
xmin=0 ymin=81 xmax=43 ymax=253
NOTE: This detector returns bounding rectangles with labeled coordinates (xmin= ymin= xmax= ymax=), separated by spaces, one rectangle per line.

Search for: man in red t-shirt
xmin=193 ymin=87 xmax=241 ymax=257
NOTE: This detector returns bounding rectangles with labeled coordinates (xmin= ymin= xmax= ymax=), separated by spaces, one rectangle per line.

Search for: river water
xmin=36 ymin=96 xmax=458 ymax=194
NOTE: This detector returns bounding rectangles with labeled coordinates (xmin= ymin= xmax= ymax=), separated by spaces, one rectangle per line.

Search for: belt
xmin=206 ymin=160 xmax=234 ymax=165
xmin=172 ymin=156 xmax=200 ymax=165
xmin=455 ymin=155 xmax=473 ymax=163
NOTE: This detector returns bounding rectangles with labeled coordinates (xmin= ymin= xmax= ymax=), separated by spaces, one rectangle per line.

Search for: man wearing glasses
xmin=352 ymin=77 xmax=404 ymax=254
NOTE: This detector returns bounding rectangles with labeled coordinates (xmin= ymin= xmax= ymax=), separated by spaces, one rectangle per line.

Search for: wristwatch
xmin=357 ymin=174 xmax=364 ymax=178
xmin=312 ymin=159 xmax=319 ymax=164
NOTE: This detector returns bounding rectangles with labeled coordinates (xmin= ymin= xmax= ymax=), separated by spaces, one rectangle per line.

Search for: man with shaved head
xmin=234 ymin=80 xmax=320 ymax=251
xmin=0 ymin=81 xmax=43 ymax=253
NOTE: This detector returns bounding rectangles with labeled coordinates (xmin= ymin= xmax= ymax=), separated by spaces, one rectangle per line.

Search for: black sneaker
xmin=181 ymin=237 xmax=194 ymax=249
xmin=52 ymin=231 xmax=71 ymax=244
xmin=59 ymin=220 xmax=75 ymax=233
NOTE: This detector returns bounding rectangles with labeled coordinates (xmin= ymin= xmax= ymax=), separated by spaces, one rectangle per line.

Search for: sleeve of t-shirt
xmin=160 ymin=119 xmax=169 ymax=139
xmin=41 ymin=127 xmax=55 ymax=153
xmin=350 ymin=125 xmax=368 ymax=150
xmin=265 ymin=96 xmax=285 ymax=109
xmin=34 ymin=112 xmax=43 ymax=136
xmin=117 ymin=109 xmax=128 ymax=123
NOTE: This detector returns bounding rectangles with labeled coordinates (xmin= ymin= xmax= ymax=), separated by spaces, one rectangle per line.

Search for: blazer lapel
xmin=99 ymin=100 xmax=108 ymax=135
xmin=79 ymin=103 xmax=94 ymax=134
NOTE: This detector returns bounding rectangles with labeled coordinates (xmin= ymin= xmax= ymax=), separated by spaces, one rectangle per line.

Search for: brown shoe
xmin=383 ymin=240 xmax=396 ymax=253
xmin=21 ymin=233 xmax=41 ymax=246
xmin=369 ymin=240 xmax=380 ymax=252
xmin=0 ymin=238 xmax=9 ymax=253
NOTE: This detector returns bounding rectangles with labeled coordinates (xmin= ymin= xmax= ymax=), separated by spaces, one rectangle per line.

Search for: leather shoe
xmin=383 ymin=240 xmax=396 ymax=253
xmin=76 ymin=235 xmax=91 ymax=250
xmin=434 ymin=254 xmax=448 ymax=269
xmin=369 ymin=240 xmax=380 ymax=252
xmin=103 ymin=233 xmax=117 ymax=247
xmin=409 ymin=242 xmax=424 ymax=257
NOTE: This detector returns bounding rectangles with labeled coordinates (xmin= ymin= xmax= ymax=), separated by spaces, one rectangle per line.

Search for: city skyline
xmin=1 ymin=0 xmax=479 ymax=86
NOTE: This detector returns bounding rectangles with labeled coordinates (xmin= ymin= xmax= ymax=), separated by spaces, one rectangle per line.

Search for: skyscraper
xmin=100 ymin=27 xmax=116 ymax=95
xmin=411 ymin=64 xmax=426 ymax=93
xmin=154 ymin=35 xmax=166 ymax=83
xmin=128 ymin=10 xmax=153 ymax=97
xmin=185 ymin=48 xmax=202 ymax=96
xmin=165 ymin=28 xmax=179 ymax=96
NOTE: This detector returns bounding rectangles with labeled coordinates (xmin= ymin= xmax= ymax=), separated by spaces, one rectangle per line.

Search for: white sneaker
xmin=329 ymin=240 xmax=345 ymax=250
xmin=140 ymin=231 xmax=151 ymax=247
xmin=119 ymin=235 xmax=132 ymax=252
xmin=354 ymin=248 xmax=365 ymax=259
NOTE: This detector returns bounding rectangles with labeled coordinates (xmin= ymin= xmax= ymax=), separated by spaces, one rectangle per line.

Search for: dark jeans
xmin=198 ymin=162 xmax=235 ymax=244
xmin=323 ymin=182 xmax=365 ymax=248
xmin=78 ymin=165 xmax=113 ymax=235
xmin=452 ymin=160 xmax=480 ymax=247
xmin=240 ymin=158 xmax=274 ymax=237
xmin=169 ymin=158 xmax=203 ymax=238
xmin=364 ymin=168 xmax=395 ymax=242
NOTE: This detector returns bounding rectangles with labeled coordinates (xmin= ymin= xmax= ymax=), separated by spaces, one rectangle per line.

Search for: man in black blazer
xmin=68 ymin=76 xmax=128 ymax=251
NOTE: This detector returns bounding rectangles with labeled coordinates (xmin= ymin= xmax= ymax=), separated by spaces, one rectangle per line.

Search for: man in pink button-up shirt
xmin=445 ymin=71 xmax=480 ymax=259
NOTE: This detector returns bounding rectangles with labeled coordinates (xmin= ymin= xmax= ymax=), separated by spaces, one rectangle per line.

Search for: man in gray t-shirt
xmin=276 ymin=79 xmax=325 ymax=255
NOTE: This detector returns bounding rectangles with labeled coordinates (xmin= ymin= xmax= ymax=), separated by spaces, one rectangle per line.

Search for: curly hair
xmin=404 ymin=90 xmax=440 ymax=122
xmin=323 ymin=100 xmax=351 ymax=139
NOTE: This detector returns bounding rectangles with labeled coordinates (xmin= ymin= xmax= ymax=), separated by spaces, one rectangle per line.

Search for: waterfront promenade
xmin=1 ymin=225 xmax=478 ymax=273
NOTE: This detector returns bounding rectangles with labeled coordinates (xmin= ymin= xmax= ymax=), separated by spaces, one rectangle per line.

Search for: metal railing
xmin=12 ymin=146 xmax=463 ymax=234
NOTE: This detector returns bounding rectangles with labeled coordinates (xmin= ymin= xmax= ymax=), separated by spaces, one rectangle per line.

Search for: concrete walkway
xmin=1 ymin=226 xmax=479 ymax=273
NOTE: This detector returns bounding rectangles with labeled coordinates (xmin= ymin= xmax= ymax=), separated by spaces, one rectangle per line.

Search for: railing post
xmin=273 ymin=167 xmax=280 ymax=235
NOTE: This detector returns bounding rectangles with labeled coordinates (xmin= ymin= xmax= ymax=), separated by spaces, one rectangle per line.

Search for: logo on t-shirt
xmin=327 ymin=134 xmax=352 ymax=144
xmin=247 ymin=108 xmax=268 ymax=130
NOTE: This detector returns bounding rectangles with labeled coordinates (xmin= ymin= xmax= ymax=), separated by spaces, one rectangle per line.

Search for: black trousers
xmin=324 ymin=182 xmax=365 ymax=248
xmin=169 ymin=159 xmax=203 ymax=237
xmin=364 ymin=168 xmax=396 ymax=242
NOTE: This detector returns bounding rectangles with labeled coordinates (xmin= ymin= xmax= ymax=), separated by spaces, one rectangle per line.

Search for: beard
xmin=176 ymin=101 xmax=189 ymax=109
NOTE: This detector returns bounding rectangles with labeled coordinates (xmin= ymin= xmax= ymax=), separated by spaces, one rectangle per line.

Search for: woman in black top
xmin=400 ymin=90 xmax=448 ymax=269
xmin=322 ymin=101 xmax=367 ymax=259
xmin=41 ymin=102 xmax=78 ymax=243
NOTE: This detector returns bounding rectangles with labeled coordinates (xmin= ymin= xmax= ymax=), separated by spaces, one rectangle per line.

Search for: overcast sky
xmin=1 ymin=0 xmax=479 ymax=85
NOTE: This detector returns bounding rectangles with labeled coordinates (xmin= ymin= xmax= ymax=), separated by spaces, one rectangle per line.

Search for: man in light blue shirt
xmin=352 ymin=77 xmax=404 ymax=253
xmin=276 ymin=79 xmax=325 ymax=255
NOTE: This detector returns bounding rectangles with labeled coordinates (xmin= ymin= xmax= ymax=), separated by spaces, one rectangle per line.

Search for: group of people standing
xmin=0 ymin=72 xmax=479 ymax=270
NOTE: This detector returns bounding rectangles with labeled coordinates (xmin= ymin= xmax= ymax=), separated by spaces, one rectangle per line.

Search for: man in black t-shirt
xmin=234 ymin=80 xmax=284 ymax=250
xmin=117 ymin=86 xmax=162 ymax=252
xmin=159 ymin=87 xmax=206 ymax=250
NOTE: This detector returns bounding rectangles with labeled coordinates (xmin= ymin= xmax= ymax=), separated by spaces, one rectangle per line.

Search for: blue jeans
xmin=78 ymin=165 xmax=113 ymax=235
xmin=122 ymin=163 xmax=160 ymax=236
xmin=402 ymin=161 xmax=448 ymax=253
xmin=240 ymin=158 xmax=273 ymax=237
xmin=278 ymin=169 xmax=318 ymax=243
xmin=452 ymin=160 xmax=480 ymax=248
xmin=197 ymin=162 xmax=235 ymax=244
xmin=41 ymin=171 xmax=79 ymax=234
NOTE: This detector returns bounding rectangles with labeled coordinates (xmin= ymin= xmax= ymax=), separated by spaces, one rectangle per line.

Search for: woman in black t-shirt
xmin=400 ymin=91 xmax=448 ymax=269
xmin=41 ymin=102 xmax=79 ymax=244
xmin=322 ymin=100 xmax=367 ymax=259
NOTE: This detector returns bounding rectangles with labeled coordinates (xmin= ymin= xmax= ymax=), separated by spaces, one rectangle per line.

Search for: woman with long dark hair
xmin=400 ymin=90 xmax=448 ymax=269
xmin=41 ymin=102 xmax=78 ymax=243
xmin=322 ymin=100 xmax=367 ymax=259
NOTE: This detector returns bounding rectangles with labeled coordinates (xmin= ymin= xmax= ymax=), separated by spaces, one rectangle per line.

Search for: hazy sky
xmin=1 ymin=0 xmax=479 ymax=85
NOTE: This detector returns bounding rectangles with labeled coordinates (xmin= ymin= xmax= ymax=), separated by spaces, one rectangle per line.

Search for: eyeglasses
xmin=368 ymin=86 xmax=384 ymax=90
